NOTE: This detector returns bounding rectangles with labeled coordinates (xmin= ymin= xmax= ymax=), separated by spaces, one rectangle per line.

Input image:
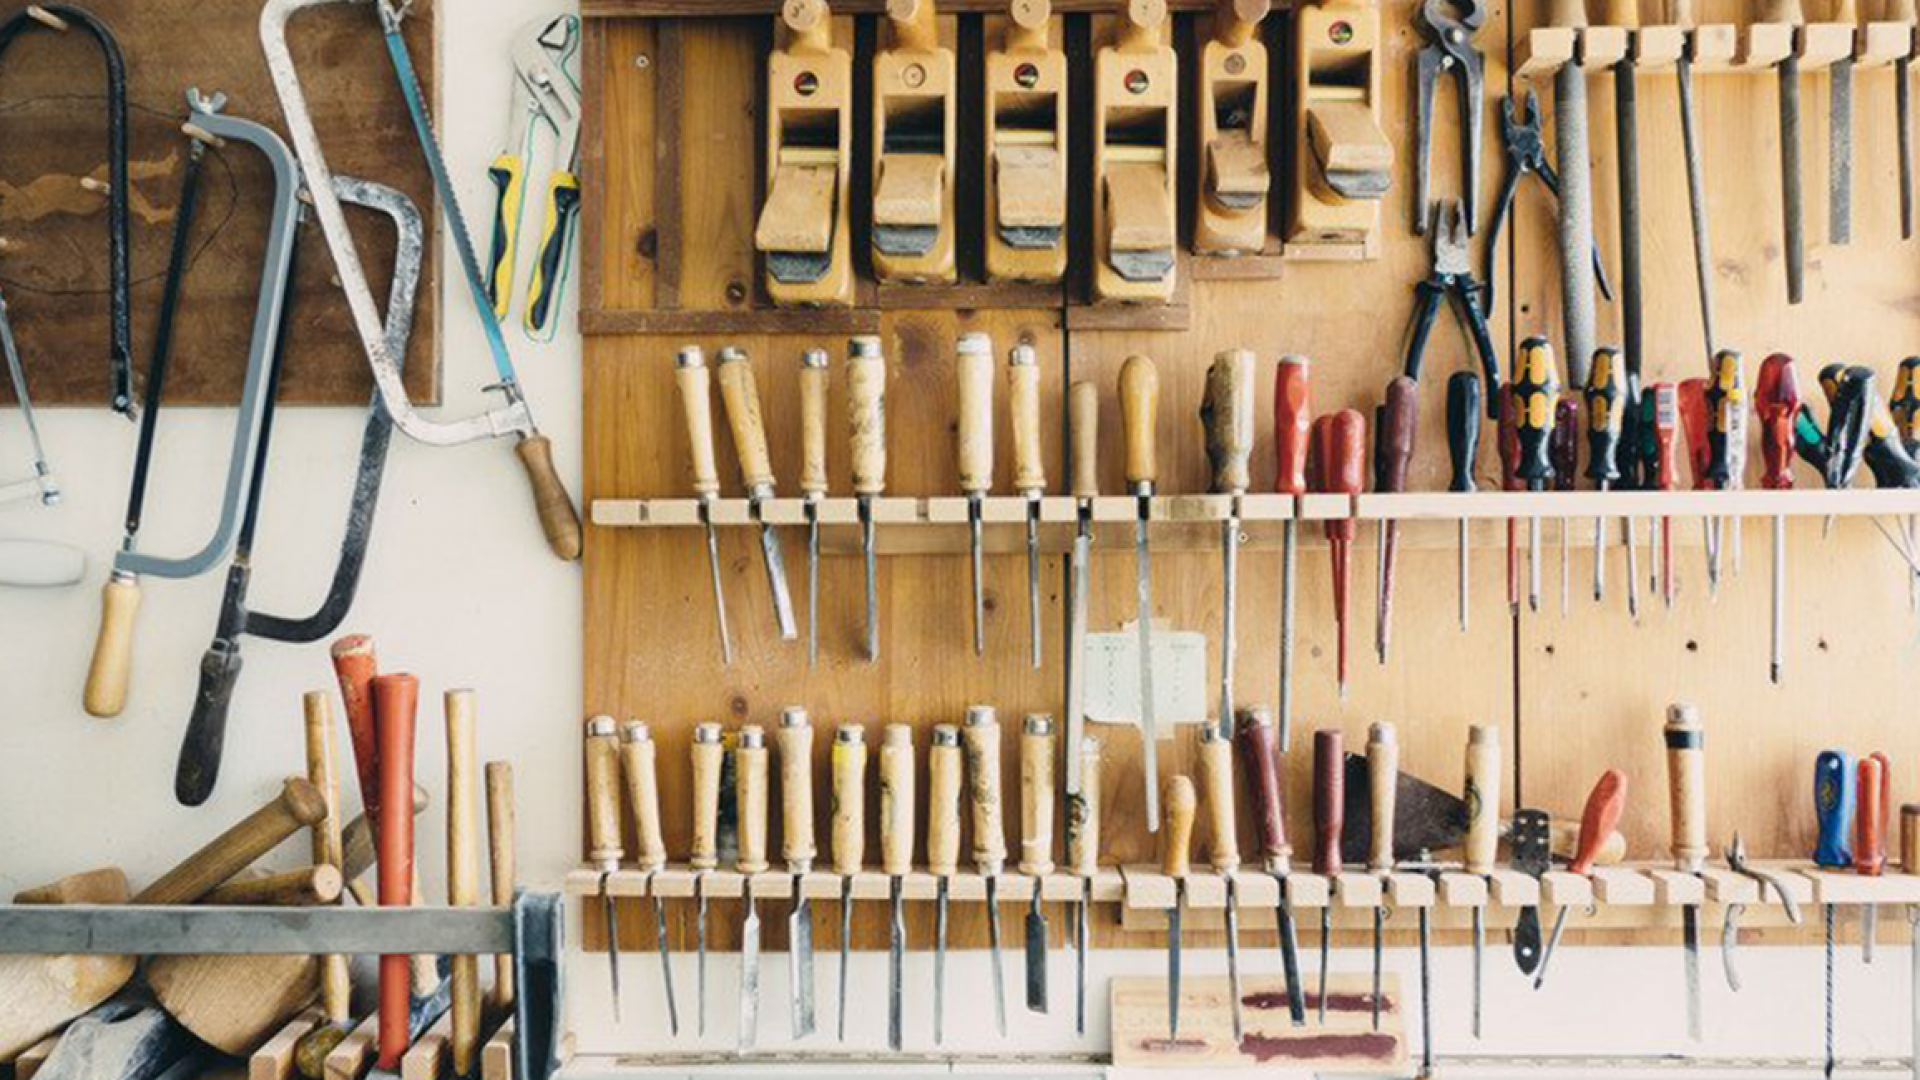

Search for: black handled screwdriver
xmin=1584 ymin=347 xmax=1625 ymax=611
xmin=1551 ymin=394 xmax=1580 ymax=616
xmin=1446 ymin=372 xmax=1482 ymax=632
xmin=1513 ymin=337 xmax=1562 ymax=612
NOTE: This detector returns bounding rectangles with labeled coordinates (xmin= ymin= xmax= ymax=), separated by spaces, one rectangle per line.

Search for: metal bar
xmin=0 ymin=904 xmax=518 ymax=956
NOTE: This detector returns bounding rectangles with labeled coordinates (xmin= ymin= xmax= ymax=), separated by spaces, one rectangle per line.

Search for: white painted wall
xmin=0 ymin=1 xmax=1912 ymax=1072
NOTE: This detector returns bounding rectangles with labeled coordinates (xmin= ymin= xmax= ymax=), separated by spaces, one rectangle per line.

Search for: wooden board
xmin=0 ymin=0 xmax=437 ymax=408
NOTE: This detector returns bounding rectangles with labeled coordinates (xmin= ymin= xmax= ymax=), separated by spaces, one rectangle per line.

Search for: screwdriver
xmin=1705 ymin=350 xmax=1748 ymax=581
xmin=622 ymin=721 xmax=680 ymax=1036
xmin=830 ymin=723 xmax=866 ymax=1042
xmin=1856 ymin=752 xmax=1890 ymax=964
xmin=1197 ymin=725 xmax=1244 ymax=1042
xmin=927 ymin=723 xmax=961 ymax=1044
xmin=1533 ymin=768 xmax=1626 ymax=990
xmin=1204 ymin=350 xmax=1256 ymax=736
xmin=673 ymin=346 xmax=732 ymax=664
xmin=1365 ymin=722 xmax=1396 ymax=1031
xmin=1236 ymin=706 xmax=1306 ymax=1026
xmin=1551 ymin=395 xmax=1580 ymax=616
xmin=848 ymin=336 xmax=888 ymax=661
xmin=689 ymin=722 xmax=723 ymax=1035
xmin=1312 ymin=411 xmax=1366 ymax=698
xmin=778 ymin=708 xmax=818 ymax=1039
xmin=1009 ymin=343 xmax=1046 ymax=669
xmin=1121 ymin=355 xmax=1163 ymax=830
xmin=1498 ymin=385 xmax=1523 ymax=615
xmin=879 ymin=723 xmax=914 ymax=1050
xmin=800 ymin=348 xmax=829 ymax=667
xmin=1813 ymin=748 xmax=1855 ymax=1075
xmin=1275 ymin=357 xmax=1312 ymax=749
xmin=1641 ymin=383 xmax=1680 ymax=609
xmin=1446 ymin=372 xmax=1482 ymax=632
xmin=1065 ymin=382 xmax=1098 ymax=794
xmin=1583 ymin=348 xmax=1625 ymax=612
xmin=956 ymin=332 xmax=995 ymax=656
xmin=1677 ymin=377 xmax=1716 ymax=596
xmin=716 ymin=346 xmax=800 ymax=640
xmin=1756 ymin=354 xmax=1802 ymax=683
xmin=963 ymin=705 xmax=1010 ymax=1036
xmin=1312 ymin=729 xmax=1344 ymax=1023
xmin=1373 ymin=377 xmax=1416 ymax=663
xmin=1512 ymin=337 xmax=1562 ymax=613
xmin=1066 ymin=735 xmax=1102 ymax=1035
xmin=1161 ymin=774 xmax=1197 ymax=1041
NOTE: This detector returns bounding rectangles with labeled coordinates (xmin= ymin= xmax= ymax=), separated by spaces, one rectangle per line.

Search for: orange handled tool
xmin=372 ymin=672 xmax=420 ymax=1071
xmin=1756 ymin=355 xmax=1802 ymax=683
xmin=1535 ymin=768 xmax=1628 ymax=988
xmin=1274 ymin=358 xmax=1311 ymax=750
xmin=1311 ymin=410 xmax=1366 ymax=697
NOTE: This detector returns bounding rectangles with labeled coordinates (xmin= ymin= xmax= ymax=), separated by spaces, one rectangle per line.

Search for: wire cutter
xmin=1405 ymin=201 xmax=1501 ymax=415
xmin=1484 ymin=92 xmax=1612 ymax=314
xmin=1413 ymin=0 xmax=1484 ymax=235
xmin=487 ymin=13 xmax=582 ymax=340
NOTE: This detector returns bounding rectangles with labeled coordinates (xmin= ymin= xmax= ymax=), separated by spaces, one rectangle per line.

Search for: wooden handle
xmin=1066 ymin=736 xmax=1102 ymax=876
xmin=963 ymin=706 xmax=1008 ymax=872
xmin=623 ymin=720 xmax=669 ymax=871
xmin=1203 ymin=349 xmax=1256 ymax=495
xmin=1274 ymin=358 xmax=1312 ymax=497
xmin=486 ymin=760 xmax=518 ymax=1009
xmin=1757 ymin=0 xmax=1805 ymax=23
xmin=303 ymin=690 xmax=350 ymax=1024
xmin=785 ymin=0 xmax=832 ymax=43
xmin=372 ymin=673 xmax=419 ymax=1072
xmin=1856 ymin=753 xmax=1889 ymax=876
xmin=1904 ymin=803 xmax=1920 ymax=872
xmin=800 ymin=348 xmax=830 ymax=496
xmin=1667 ymin=0 xmax=1695 ymax=23
xmin=515 ymin=435 xmax=583 ymax=562
xmin=676 ymin=346 xmax=722 ymax=496
xmin=1197 ymin=727 xmax=1239 ymax=873
xmin=1121 ymin=0 xmax=1169 ymax=45
xmin=880 ymin=724 xmax=915 ymax=875
xmin=1161 ymin=775 xmax=1197 ymax=878
xmin=133 ymin=778 xmax=328 ymax=905
xmin=330 ymin=635 xmax=382 ymax=820
xmin=1313 ymin=730 xmax=1344 ymax=876
xmin=1119 ymin=355 xmax=1160 ymax=490
xmin=1020 ymin=715 xmax=1056 ymax=876
xmin=956 ymin=333 xmax=996 ymax=494
xmin=830 ymin=725 xmax=868 ymax=875
xmin=340 ymin=785 xmax=429 ymax=887
xmin=690 ymin=724 xmax=725 ymax=871
xmin=83 ymin=572 xmax=140 ymax=717
xmin=1603 ymin=0 xmax=1640 ymax=28
xmin=1464 ymin=724 xmax=1501 ymax=875
xmin=847 ymin=336 xmax=889 ymax=495
xmin=1548 ymin=0 xmax=1590 ymax=29
xmin=1069 ymin=381 xmax=1099 ymax=499
xmin=717 ymin=346 xmax=777 ymax=493
xmin=1569 ymin=769 xmax=1628 ymax=876
xmin=737 ymin=726 xmax=770 ymax=874
xmin=779 ymin=708 xmax=818 ymax=870
xmin=445 ymin=689 xmax=482 ymax=1078
xmin=1665 ymin=704 xmax=1707 ymax=872
xmin=1215 ymin=0 xmax=1270 ymax=44
xmin=1009 ymin=344 xmax=1045 ymax=495
xmin=201 ymin=865 xmax=343 ymax=905
xmin=1234 ymin=707 xmax=1290 ymax=872
xmin=1011 ymin=0 xmax=1052 ymax=31
xmin=1367 ymin=722 xmax=1398 ymax=873
xmin=928 ymin=724 xmax=963 ymax=875
xmin=16 ymin=868 xmax=130 ymax=905
xmin=584 ymin=716 xmax=623 ymax=870
xmin=1834 ymin=0 xmax=1860 ymax=26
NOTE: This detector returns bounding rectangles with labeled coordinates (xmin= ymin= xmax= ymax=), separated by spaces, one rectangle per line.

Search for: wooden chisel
xmin=879 ymin=723 xmax=915 ymax=1050
xmin=799 ymin=349 xmax=829 ymax=666
xmin=777 ymin=708 xmax=818 ymax=1039
xmin=717 ymin=346 xmax=799 ymax=640
xmin=956 ymin=332 xmax=995 ymax=656
xmin=963 ymin=705 xmax=1010 ymax=1035
xmin=1066 ymin=734 xmax=1102 ymax=1035
xmin=1666 ymin=704 xmax=1707 ymax=1041
xmin=1236 ymin=707 xmax=1305 ymax=1026
xmin=1064 ymin=382 xmax=1098 ymax=795
xmin=1120 ymin=355 xmax=1162 ymax=831
xmin=830 ymin=722 xmax=865 ymax=1042
xmin=1366 ymin=722 xmax=1396 ymax=1031
xmin=675 ymin=345 xmax=732 ymax=665
xmin=1009 ymin=343 xmax=1046 ymax=669
xmin=624 ymin=719 xmax=679 ymax=1036
xmin=848 ymin=336 xmax=888 ymax=661
xmin=445 ymin=691 xmax=483 ymax=1075
xmin=1464 ymin=723 xmax=1500 ymax=1038
xmin=689 ymin=723 xmax=724 ymax=1036
xmin=583 ymin=716 xmax=625 ymax=1022
xmin=1020 ymin=714 xmax=1055 ymax=1014
xmin=371 ymin=673 xmax=419 ymax=1073
xmin=927 ymin=723 xmax=962 ymax=1044
xmin=1203 ymin=349 xmax=1255 ymax=736
xmin=1161 ymin=775 xmax=1196 ymax=1040
xmin=736 ymin=724 xmax=769 ymax=1052
xmin=1197 ymin=725 xmax=1242 ymax=1042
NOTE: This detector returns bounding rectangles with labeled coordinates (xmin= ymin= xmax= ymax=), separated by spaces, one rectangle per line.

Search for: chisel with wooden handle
xmin=1236 ymin=706 xmax=1304 ymax=1026
xmin=690 ymin=723 xmax=723 ymax=1036
xmin=373 ymin=673 xmax=419 ymax=1072
xmin=964 ymin=705 xmax=1010 ymax=1035
xmin=1065 ymin=382 xmax=1098 ymax=794
xmin=736 ymin=724 xmax=769 ymax=1051
xmin=1020 ymin=714 xmax=1055 ymax=1015
xmin=1534 ymin=768 xmax=1627 ymax=989
xmin=584 ymin=715 xmax=625 ymax=1022
xmin=446 ymin=690 xmax=482 ymax=1075
xmin=675 ymin=345 xmax=732 ymax=665
xmin=831 ymin=722 xmax=866 ymax=1042
xmin=849 ymin=336 xmax=888 ymax=661
xmin=928 ymin=723 xmax=962 ymax=1044
xmin=778 ymin=708 xmax=818 ymax=1039
xmin=1121 ymin=355 xmax=1161 ymax=831
xmin=880 ymin=723 xmax=915 ymax=1050
xmin=1203 ymin=349 xmax=1254 ymax=736
xmin=1464 ymin=723 xmax=1500 ymax=1037
xmin=717 ymin=345 xmax=798 ymax=641
xmin=1066 ymin=734 xmax=1101 ymax=1035
xmin=624 ymin=719 xmax=679 ymax=1036
xmin=1010 ymin=343 xmax=1045 ymax=669
xmin=1198 ymin=724 xmax=1242 ymax=1041
xmin=1666 ymin=703 xmax=1706 ymax=1041
xmin=1161 ymin=774 xmax=1196 ymax=1041
xmin=1366 ymin=722 xmax=1396 ymax=1030
xmin=957 ymin=332 xmax=995 ymax=656
xmin=800 ymin=348 xmax=829 ymax=666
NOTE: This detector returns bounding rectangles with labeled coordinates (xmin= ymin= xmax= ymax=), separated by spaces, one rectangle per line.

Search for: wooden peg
xmin=927 ymin=724 xmax=963 ymax=877
xmin=956 ymin=333 xmax=996 ymax=496
xmin=737 ymin=726 xmax=770 ymax=874
xmin=1366 ymin=722 xmax=1397 ymax=873
xmin=584 ymin=716 xmax=623 ymax=872
xmin=1019 ymin=715 xmax=1056 ymax=877
xmin=690 ymin=724 xmax=725 ymax=872
xmin=201 ymin=865 xmax=343 ymax=906
xmin=1664 ymin=704 xmax=1707 ymax=873
xmin=880 ymin=724 xmax=916 ymax=876
xmin=963 ymin=706 xmax=1008 ymax=874
xmin=1464 ymin=724 xmax=1501 ymax=875
xmin=831 ymin=725 xmax=868 ymax=875
xmin=1069 ymin=381 xmax=1100 ymax=499
xmin=800 ymin=349 xmax=830 ymax=498
xmin=1197 ymin=727 xmax=1239 ymax=873
xmin=1161 ymin=775 xmax=1197 ymax=878
xmin=446 ymin=691 xmax=481 ymax=1078
xmin=622 ymin=720 xmax=669 ymax=872
xmin=485 ymin=761 xmax=517 ymax=1010
xmin=1120 ymin=355 xmax=1160 ymax=493
xmin=303 ymin=692 xmax=350 ymax=1025
xmin=847 ymin=337 xmax=888 ymax=496
xmin=1066 ymin=736 xmax=1103 ymax=876
xmin=1008 ymin=344 xmax=1045 ymax=496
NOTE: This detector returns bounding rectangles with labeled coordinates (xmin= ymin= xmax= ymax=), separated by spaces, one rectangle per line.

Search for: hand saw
xmin=261 ymin=0 xmax=582 ymax=561
xmin=0 ymin=4 xmax=133 ymax=416
xmin=175 ymin=177 xmax=422 ymax=807
xmin=82 ymin=90 xmax=303 ymax=719
xmin=486 ymin=13 xmax=581 ymax=340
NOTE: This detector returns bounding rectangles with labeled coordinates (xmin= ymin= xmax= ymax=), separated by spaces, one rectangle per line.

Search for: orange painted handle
xmin=1274 ymin=358 xmax=1312 ymax=497
xmin=330 ymin=635 xmax=382 ymax=821
xmin=372 ymin=673 xmax=419 ymax=1071
xmin=1569 ymin=769 xmax=1628 ymax=875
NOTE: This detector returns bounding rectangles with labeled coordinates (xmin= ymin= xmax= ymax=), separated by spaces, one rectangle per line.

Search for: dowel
xmin=304 ymin=691 xmax=350 ymax=1024
xmin=445 ymin=690 xmax=481 ymax=1078
xmin=485 ymin=761 xmax=517 ymax=1009
xmin=1197 ymin=727 xmax=1239 ymax=873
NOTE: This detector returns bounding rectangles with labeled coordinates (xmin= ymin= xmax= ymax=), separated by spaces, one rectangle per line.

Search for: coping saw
xmin=260 ymin=0 xmax=582 ymax=562
xmin=83 ymin=90 xmax=302 ymax=720
xmin=175 ymin=177 xmax=423 ymax=806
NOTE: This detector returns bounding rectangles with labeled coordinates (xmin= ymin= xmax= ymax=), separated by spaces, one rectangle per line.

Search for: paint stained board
xmin=0 ymin=0 xmax=439 ymax=409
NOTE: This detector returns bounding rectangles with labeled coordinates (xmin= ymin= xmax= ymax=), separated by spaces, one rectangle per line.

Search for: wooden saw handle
xmin=927 ymin=723 xmax=963 ymax=876
xmin=831 ymin=724 xmax=868 ymax=875
xmin=516 ymin=434 xmax=583 ymax=562
xmin=1198 ymin=726 xmax=1239 ymax=873
xmin=1066 ymin=736 xmax=1102 ymax=876
xmin=800 ymin=348 xmax=830 ymax=496
xmin=957 ymin=333 xmax=996 ymax=495
xmin=717 ymin=346 xmax=777 ymax=492
xmin=1203 ymin=349 xmax=1256 ymax=495
xmin=880 ymin=724 xmax=915 ymax=876
xmin=1070 ymin=381 xmax=1099 ymax=499
xmin=1464 ymin=724 xmax=1502 ymax=875
xmin=1120 ymin=355 xmax=1160 ymax=491
xmin=83 ymin=572 xmax=140 ymax=717
xmin=446 ymin=690 xmax=482 ymax=1077
xmin=1161 ymin=775 xmax=1196 ymax=878
xmin=372 ymin=673 xmax=419 ymax=1072
xmin=779 ymin=708 xmax=818 ymax=870
xmin=690 ymin=723 xmax=724 ymax=871
xmin=134 ymin=778 xmax=328 ymax=904
xmin=676 ymin=346 xmax=722 ymax=496
xmin=737 ymin=726 xmax=770 ymax=874
xmin=623 ymin=720 xmax=668 ymax=872
xmin=1020 ymin=715 xmax=1056 ymax=877
xmin=1009 ymin=343 xmax=1045 ymax=495
xmin=847 ymin=336 xmax=889 ymax=496
xmin=963 ymin=705 xmax=1008 ymax=873
xmin=584 ymin=716 xmax=623 ymax=870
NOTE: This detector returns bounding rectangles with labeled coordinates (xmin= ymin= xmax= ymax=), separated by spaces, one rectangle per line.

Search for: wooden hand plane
xmin=1195 ymin=0 xmax=1274 ymax=256
xmin=985 ymin=0 xmax=1068 ymax=283
xmin=755 ymin=0 xmax=854 ymax=305
xmin=1289 ymin=0 xmax=1393 ymax=256
xmin=1093 ymin=0 xmax=1178 ymax=301
xmin=873 ymin=0 xmax=957 ymax=284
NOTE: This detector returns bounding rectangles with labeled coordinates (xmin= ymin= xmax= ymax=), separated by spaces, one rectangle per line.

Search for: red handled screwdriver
xmin=1275 ymin=359 xmax=1312 ymax=750
xmin=1755 ymin=355 xmax=1802 ymax=683
xmin=1705 ymin=350 xmax=1749 ymax=581
xmin=1374 ymin=378 xmax=1417 ymax=663
xmin=1312 ymin=410 xmax=1366 ymax=698
xmin=1678 ymin=377 xmax=1717 ymax=596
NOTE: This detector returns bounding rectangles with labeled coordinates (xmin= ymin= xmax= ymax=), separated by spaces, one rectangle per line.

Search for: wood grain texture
xmin=0 ymin=0 xmax=437 ymax=408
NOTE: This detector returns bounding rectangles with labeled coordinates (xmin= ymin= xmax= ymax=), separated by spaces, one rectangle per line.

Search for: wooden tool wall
xmin=0 ymin=0 xmax=437 ymax=407
xmin=579 ymin=0 xmax=1920 ymax=958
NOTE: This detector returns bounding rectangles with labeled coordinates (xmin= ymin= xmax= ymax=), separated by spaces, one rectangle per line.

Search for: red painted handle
xmin=1647 ymin=383 xmax=1679 ymax=492
xmin=1373 ymin=378 xmax=1418 ymax=496
xmin=1551 ymin=395 xmax=1580 ymax=492
xmin=1313 ymin=729 xmax=1344 ymax=876
xmin=1856 ymin=753 xmax=1890 ymax=876
xmin=330 ymin=635 xmax=382 ymax=820
xmin=373 ymin=672 xmax=420 ymax=1070
xmin=1678 ymin=378 xmax=1713 ymax=490
xmin=1235 ymin=709 xmax=1289 ymax=867
xmin=1756 ymin=354 xmax=1802 ymax=491
xmin=1275 ymin=359 xmax=1312 ymax=497
xmin=1569 ymin=769 xmax=1628 ymax=875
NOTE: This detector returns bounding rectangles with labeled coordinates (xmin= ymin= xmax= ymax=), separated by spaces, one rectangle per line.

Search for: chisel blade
xmin=1135 ymin=514 xmax=1160 ymax=831
xmin=969 ymin=500 xmax=985 ymax=655
xmin=888 ymin=878 xmax=905 ymax=1051
xmin=862 ymin=509 xmax=879 ymax=661
xmin=1166 ymin=891 xmax=1184 ymax=1040
xmin=788 ymin=888 xmax=815 ymax=1039
xmin=1026 ymin=893 xmax=1050 ymax=1014
xmin=1220 ymin=518 xmax=1240 ymax=740
xmin=1275 ymin=880 xmax=1307 ymax=1026
xmin=738 ymin=898 xmax=761 ymax=1051
xmin=602 ymin=890 xmax=622 ymax=1023
xmin=703 ymin=519 xmax=732 ymax=666
xmin=934 ymin=878 xmax=949 ymax=1045
xmin=1684 ymin=904 xmax=1702 ymax=1041
xmin=988 ymin=876 xmax=1008 ymax=1036
xmin=1471 ymin=907 xmax=1484 ymax=1038
xmin=1026 ymin=509 xmax=1042 ymax=670
xmin=1224 ymin=881 xmax=1243 ymax=1043
xmin=696 ymin=878 xmax=709 ymax=1036
xmin=806 ymin=507 xmax=819 ymax=667
xmin=1318 ymin=907 xmax=1331 ymax=1023
xmin=837 ymin=880 xmax=852 ymax=1042
xmin=1075 ymin=886 xmax=1090 ymax=1035
xmin=653 ymin=894 xmax=679 ymax=1036
xmin=1279 ymin=521 xmax=1298 ymax=751
xmin=757 ymin=519 xmax=799 ymax=640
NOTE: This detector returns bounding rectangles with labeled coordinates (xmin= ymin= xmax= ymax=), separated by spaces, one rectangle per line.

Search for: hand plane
xmin=1093 ymin=0 xmax=1177 ymax=301
xmin=755 ymin=0 xmax=854 ymax=306
xmin=1289 ymin=0 xmax=1393 ymax=255
xmin=984 ymin=0 xmax=1068 ymax=283
xmin=1194 ymin=0 xmax=1274 ymax=256
xmin=873 ymin=0 xmax=957 ymax=284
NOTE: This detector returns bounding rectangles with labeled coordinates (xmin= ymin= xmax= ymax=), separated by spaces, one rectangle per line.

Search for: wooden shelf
xmin=585 ymin=0 xmax=1294 ymax=17
xmin=1515 ymin=22 xmax=1913 ymax=78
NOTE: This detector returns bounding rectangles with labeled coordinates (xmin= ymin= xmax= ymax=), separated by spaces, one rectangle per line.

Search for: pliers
xmin=1484 ymin=92 xmax=1613 ymax=314
xmin=487 ymin=13 xmax=582 ymax=340
xmin=1413 ymin=0 xmax=1485 ymax=235
xmin=1721 ymin=831 xmax=1803 ymax=992
xmin=1404 ymin=201 xmax=1502 ymax=416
